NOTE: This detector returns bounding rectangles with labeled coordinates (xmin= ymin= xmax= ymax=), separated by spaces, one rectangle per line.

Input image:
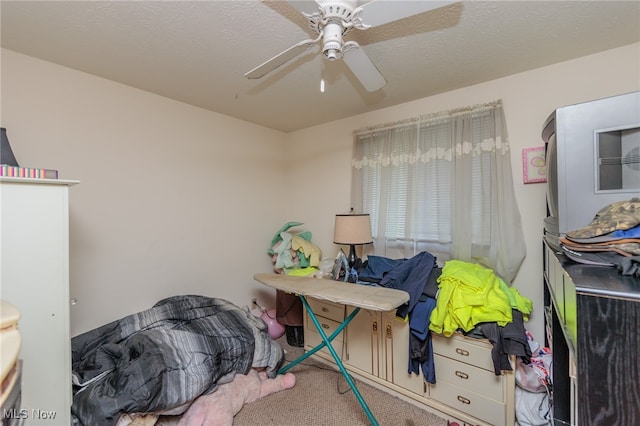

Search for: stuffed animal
xmin=177 ymin=369 xmax=296 ymax=426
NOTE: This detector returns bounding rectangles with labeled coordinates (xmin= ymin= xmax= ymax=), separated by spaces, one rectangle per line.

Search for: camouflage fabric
xmin=566 ymin=198 xmax=640 ymax=239
xmin=614 ymin=242 xmax=640 ymax=256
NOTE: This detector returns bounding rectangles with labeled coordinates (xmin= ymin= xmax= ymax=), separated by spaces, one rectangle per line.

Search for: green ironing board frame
xmin=253 ymin=273 xmax=410 ymax=426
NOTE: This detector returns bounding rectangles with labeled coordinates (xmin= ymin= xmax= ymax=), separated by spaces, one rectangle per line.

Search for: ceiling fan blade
xmin=357 ymin=0 xmax=457 ymax=27
xmin=286 ymin=0 xmax=322 ymax=16
xmin=342 ymin=41 xmax=387 ymax=92
xmin=245 ymin=37 xmax=319 ymax=79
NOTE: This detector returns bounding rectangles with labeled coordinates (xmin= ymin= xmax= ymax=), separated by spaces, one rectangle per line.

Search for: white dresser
xmin=430 ymin=333 xmax=515 ymax=425
xmin=1 ymin=299 xmax=23 ymax=425
xmin=0 ymin=177 xmax=78 ymax=425
xmin=304 ymin=297 xmax=515 ymax=426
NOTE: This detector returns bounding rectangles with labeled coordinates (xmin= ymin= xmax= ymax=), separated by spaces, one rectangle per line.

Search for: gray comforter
xmin=71 ymin=295 xmax=284 ymax=426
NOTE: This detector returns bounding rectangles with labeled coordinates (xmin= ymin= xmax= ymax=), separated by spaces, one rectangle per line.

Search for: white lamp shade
xmin=333 ymin=214 xmax=373 ymax=245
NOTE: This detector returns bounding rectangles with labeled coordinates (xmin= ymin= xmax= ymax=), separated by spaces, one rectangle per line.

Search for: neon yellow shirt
xmin=429 ymin=260 xmax=529 ymax=336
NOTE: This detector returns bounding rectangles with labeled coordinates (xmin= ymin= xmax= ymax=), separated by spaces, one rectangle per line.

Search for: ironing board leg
xmin=281 ymin=295 xmax=379 ymax=426
xmin=278 ymin=301 xmax=359 ymax=375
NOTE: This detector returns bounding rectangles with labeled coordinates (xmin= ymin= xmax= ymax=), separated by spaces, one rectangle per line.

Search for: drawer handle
xmin=322 ymin=323 xmax=330 ymax=330
xmin=457 ymin=395 xmax=471 ymax=405
xmin=455 ymin=370 xmax=469 ymax=380
xmin=455 ymin=348 xmax=470 ymax=357
xmin=321 ymin=307 xmax=329 ymax=313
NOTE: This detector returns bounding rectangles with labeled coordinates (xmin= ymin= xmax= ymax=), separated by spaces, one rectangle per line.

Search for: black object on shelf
xmin=1 ymin=128 xmax=20 ymax=166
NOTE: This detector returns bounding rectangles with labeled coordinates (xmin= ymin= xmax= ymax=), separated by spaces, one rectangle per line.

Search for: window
xmin=351 ymin=101 xmax=525 ymax=282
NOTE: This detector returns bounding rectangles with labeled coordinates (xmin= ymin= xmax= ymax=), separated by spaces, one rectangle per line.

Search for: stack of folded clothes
xmin=560 ymin=198 xmax=640 ymax=276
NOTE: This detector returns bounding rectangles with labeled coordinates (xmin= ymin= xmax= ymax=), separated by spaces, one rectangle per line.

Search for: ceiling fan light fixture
xmin=323 ymin=44 xmax=342 ymax=60
xmin=322 ymin=21 xmax=344 ymax=60
xmin=318 ymin=0 xmax=357 ymax=21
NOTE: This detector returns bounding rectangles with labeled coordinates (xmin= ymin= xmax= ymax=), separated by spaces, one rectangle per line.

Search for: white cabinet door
xmin=345 ymin=307 xmax=382 ymax=377
xmin=1 ymin=178 xmax=77 ymax=425
xmin=343 ymin=307 xmax=426 ymax=395
xmin=385 ymin=313 xmax=426 ymax=395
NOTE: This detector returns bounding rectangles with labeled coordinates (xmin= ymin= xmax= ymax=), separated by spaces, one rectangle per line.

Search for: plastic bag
xmin=515 ymin=356 xmax=550 ymax=393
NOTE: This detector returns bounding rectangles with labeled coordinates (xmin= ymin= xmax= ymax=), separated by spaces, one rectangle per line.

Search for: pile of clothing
xmin=267 ymin=222 xmax=322 ymax=346
xmin=358 ymin=253 xmax=533 ymax=384
xmin=268 ymin=221 xmax=321 ymax=274
xmin=560 ymin=198 xmax=640 ymax=276
xmin=514 ymin=331 xmax=552 ymax=426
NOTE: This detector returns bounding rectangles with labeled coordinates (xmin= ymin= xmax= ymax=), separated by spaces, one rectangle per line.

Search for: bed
xmin=71 ymin=295 xmax=284 ymax=426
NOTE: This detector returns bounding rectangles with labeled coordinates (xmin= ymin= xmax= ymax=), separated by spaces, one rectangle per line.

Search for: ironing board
xmin=253 ymin=273 xmax=409 ymax=426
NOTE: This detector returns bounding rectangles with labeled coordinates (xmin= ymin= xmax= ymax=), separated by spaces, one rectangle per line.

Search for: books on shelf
xmin=1 ymin=165 xmax=58 ymax=179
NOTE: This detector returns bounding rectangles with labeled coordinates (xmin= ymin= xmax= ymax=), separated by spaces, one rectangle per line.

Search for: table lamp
xmin=333 ymin=213 xmax=373 ymax=268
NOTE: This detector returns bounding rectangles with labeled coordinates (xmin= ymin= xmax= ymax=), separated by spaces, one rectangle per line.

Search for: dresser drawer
xmin=432 ymin=333 xmax=495 ymax=372
xmin=304 ymin=314 xmax=345 ymax=356
xmin=434 ymin=354 xmax=505 ymax=402
xmin=306 ymin=298 xmax=345 ymax=323
xmin=430 ymin=378 xmax=507 ymax=426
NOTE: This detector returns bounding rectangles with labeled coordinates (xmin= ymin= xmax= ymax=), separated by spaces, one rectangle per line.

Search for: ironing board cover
xmin=254 ymin=273 xmax=409 ymax=312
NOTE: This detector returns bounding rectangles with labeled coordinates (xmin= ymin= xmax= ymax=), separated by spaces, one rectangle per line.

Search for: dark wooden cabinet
xmin=543 ymin=242 xmax=640 ymax=425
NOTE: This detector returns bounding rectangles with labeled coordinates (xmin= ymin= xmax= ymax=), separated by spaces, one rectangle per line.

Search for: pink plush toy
xmin=178 ymin=369 xmax=296 ymax=426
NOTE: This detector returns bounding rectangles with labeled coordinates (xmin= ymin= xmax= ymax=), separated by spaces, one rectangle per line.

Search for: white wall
xmin=2 ymin=43 xmax=638 ymax=341
xmin=283 ymin=43 xmax=640 ymax=342
xmin=1 ymin=49 xmax=288 ymax=336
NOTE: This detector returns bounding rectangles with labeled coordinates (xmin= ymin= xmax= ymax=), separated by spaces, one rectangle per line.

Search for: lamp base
xmin=347 ymin=244 xmax=358 ymax=269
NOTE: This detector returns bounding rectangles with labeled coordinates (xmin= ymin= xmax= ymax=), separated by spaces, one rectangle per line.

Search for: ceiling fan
xmin=244 ymin=0 xmax=456 ymax=92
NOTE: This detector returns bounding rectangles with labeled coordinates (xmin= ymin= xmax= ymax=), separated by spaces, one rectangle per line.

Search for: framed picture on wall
xmin=522 ymin=146 xmax=547 ymax=184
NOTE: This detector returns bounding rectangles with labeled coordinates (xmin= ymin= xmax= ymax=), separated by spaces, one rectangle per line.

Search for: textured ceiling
xmin=1 ymin=1 xmax=639 ymax=133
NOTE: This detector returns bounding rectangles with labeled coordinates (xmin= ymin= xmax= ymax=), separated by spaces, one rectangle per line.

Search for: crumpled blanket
xmin=71 ymin=295 xmax=284 ymax=426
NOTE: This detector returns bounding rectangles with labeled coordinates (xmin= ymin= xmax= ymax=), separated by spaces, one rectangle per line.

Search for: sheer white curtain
xmin=351 ymin=101 xmax=525 ymax=282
